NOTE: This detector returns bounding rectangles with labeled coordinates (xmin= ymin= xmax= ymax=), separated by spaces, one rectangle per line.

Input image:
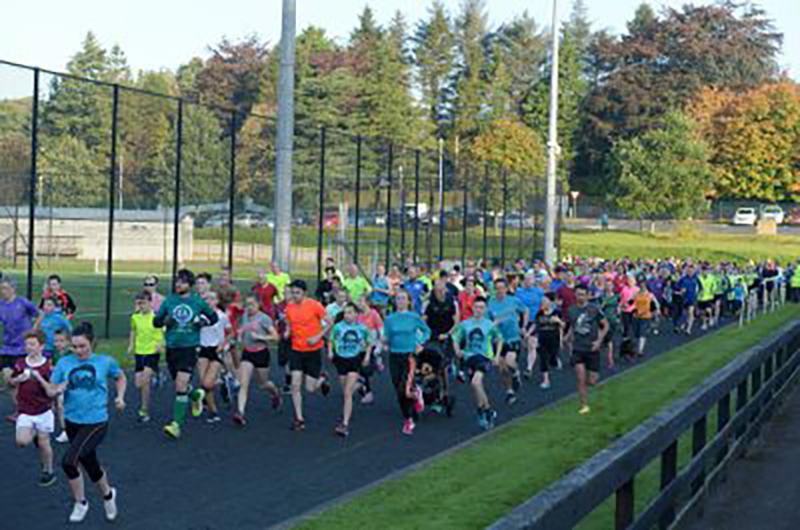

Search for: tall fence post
xmin=399 ymin=154 xmax=406 ymax=261
xmin=659 ymin=441 xmax=678 ymax=529
xmin=428 ymin=158 xmax=434 ymax=268
xmin=104 ymin=85 xmax=120 ymax=339
xmin=26 ymin=68 xmax=40 ymax=300
xmin=413 ymin=149 xmax=420 ymax=263
xmin=354 ymin=135 xmax=362 ymax=266
xmin=316 ymin=127 xmax=326 ymax=285
xmin=461 ymin=167 xmax=468 ymax=266
xmin=385 ymin=143 xmax=394 ymax=268
xmin=482 ymin=164 xmax=489 ymax=265
xmin=691 ymin=415 xmax=708 ymax=495
xmin=615 ymin=478 xmax=635 ymax=530
xmin=171 ymin=99 xmax=184 ymax=290
xmin=227 ymin=111 xmax=236 ymax=272
xmin=501 ymin=169 xmax=508 ymax=268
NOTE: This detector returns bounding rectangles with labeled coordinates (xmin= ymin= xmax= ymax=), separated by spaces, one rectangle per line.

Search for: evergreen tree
xmin=451 ymin=0 xmax=489 ymax=144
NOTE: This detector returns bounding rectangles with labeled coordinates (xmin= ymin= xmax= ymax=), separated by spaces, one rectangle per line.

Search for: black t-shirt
xmin=536 ymin=311 xmax=561 ymax=344
xmin=425 ymin=295 xmax=457 ymax=338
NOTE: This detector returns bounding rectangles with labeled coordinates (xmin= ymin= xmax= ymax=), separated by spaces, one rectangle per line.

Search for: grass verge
xmin=293 ymin=305 xmax=800 ymax=530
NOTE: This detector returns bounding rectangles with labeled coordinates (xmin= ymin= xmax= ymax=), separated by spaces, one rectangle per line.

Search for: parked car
xmin=786 ymin=208 xmax=800 ymax=225
xmin=731 ymin=207 xmax=757 ymax=226
xmin=234 ymin=213 xmax=271 ymax=228
xmin=203 ymin=214 xmax=228 ymax=228
xmin=760 ymin=205 xmax=785 ymax=224
xmin=504 ymin=212 xmax=536 ymax=229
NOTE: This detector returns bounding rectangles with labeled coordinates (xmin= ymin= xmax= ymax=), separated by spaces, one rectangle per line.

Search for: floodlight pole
xmin=543 ymin=0 xmax=561 ymax=264
xmin=273 ymin=0 xmax=296 ymax=270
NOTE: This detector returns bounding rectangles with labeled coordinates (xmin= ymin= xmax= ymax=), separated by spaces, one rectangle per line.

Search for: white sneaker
xmin=69 ymin=501 xmax=89 ymax=523
xmin=55 ymin=431 xmax=69 ymax=444
xmin=103 ymin=488 xmax=118 ymax=521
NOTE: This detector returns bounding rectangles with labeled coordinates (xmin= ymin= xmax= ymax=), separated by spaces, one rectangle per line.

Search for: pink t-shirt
xmin=620 ymin=285 xmax=640 ymax=313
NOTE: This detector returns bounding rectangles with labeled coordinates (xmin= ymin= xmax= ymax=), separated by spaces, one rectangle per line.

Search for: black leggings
xmin=389 ymin=353 xmax=415 ymax=420
xmin=63 ymin=421 xmax=108 ymax=482
xmin=538 ymin=338 xmax=560 ymax=374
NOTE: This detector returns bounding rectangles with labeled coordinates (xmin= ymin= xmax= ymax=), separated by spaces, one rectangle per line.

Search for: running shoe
xmin=456 ymin=370 xmax=466 ymax=384
xmin=55 ymin=431 xmax=69 ymax=444
xmin=523 ymin=369 xmax=533 ymax=380
xmin=430 ymin=403 xmax=443 ymax=415
xmin=163 ymin=421 xmax=181 ymax=440
xmin=39 ymin=471 xmax=57 ymax=487
xmin=511 ymin=372 xmax=522 ymax=393
xmin=401 ymin=418 xmax=415 ymax=436
xmin=282 ymin=383 xmax=292 ymax=395
xmin=103 ymin=488 xmax=118 ymax=521
xmin=137 ymin=410 xmax=151 ymax=423
xmin=190 ymin=389 xmax=206 ymax=418
xmin=578 ymin=405 xmax=591 ymax=415
xmin=505 ymin=391 xmax=518 ymax=405
xmin=413 ymin=385 xmax=425 ymax=414
xmin=69 ymin=501 xmax=89 ymax=523
xmin=206 ymin=413 xmax=221 ymax=424
xmin=540 ymin=381 xmax=551 ymax=390
xmin=232 ymin=413 xmax=247 ymax=427
xmin=334 ymin=422 xmax=350 ymax=438
xmin=360 ymin=391 xmax=375 ymax=405
xmin=271 ymin=392 xmax=283 ymax=411
xmin=486 ymin=408 xmax=498 ymax=429
xmin=319 ymin=373 xmax=331 ymax=397
xmin=290 ymin=418 xmax=306 ymax=432
xmin=477 ymin=412 xmax=489 ymax=430
xmin=219 ymin=379 xmax=230 ymax=404
xmin=555 ymin=357 xmax=563 ymax=370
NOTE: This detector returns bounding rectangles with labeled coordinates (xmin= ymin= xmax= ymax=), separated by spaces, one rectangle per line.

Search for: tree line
xmin=0 ymin=0 xmax=796 ymax=220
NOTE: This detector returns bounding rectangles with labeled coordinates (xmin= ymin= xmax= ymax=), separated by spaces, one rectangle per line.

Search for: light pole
xmin=570 ymin=190 xmax=580 ymax=219
xmin=543 ymin=0 xmax=560 ymax=264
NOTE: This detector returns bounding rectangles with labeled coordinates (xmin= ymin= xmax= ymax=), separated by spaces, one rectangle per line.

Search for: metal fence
xmin=0 ymin=58 xmax=560 ymax=338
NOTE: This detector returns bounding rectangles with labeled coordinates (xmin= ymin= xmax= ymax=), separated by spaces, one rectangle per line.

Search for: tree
xmin=39 ymin=135 xmax=105 ymax=207
xmin=610 ymin=111 xmax=711 ymax=226
xmin=689 ymin=82 xmax=800 ymax=202
xmin=451 ymin=0 xmax=489 ymax=144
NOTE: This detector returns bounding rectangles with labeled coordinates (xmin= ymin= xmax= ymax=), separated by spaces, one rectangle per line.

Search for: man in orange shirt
xmin=284 ymin=280 xmax=331 ymax=431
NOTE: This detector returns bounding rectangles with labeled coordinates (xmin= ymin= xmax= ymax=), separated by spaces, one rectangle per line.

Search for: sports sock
xmin=173 ymin=392 xmax=189 ymax=426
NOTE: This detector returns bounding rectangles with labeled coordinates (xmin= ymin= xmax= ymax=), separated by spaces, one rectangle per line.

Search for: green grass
xmin=293 ymin=305 xmax=800 ymax=530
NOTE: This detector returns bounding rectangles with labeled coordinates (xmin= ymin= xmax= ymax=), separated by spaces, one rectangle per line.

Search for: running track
xmin=0 ymin=323 xmax=725 ymax=529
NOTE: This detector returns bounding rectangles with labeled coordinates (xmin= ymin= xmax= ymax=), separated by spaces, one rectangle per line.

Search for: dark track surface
xmin=0 ymin=322 xmax=722 ymax=530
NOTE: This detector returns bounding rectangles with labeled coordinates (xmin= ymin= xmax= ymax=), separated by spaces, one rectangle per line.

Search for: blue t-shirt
xmin=39 ymin=312 xmax=72 ymax=353
xmin=488 ymin=296 xmax=527 ymax=343
xmin=52 ymin=354 xmax=121 ymax=425
xmin=331 ymin=322 xmax=368 ymax=359
xmin=453 ymin=318 xmax=500 ymax=359
xmin=369 ymin=276 xmax=390 ymax=306
xmin=515 ymin=286 xmax=544 ymax=318
xmin=402 ymin=279 xmax=428 ymax=314
xmin=384 ymin=311 xmax=431 ymax=354
xmin=678 ymin=274 xmax=699 ymax=302
xmin=0 ymin=296 xmax=38 ymax=356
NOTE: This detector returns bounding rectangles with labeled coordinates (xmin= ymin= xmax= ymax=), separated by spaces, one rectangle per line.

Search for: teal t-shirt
xmin=488 ymin=296 xmax=527 ymax=343
xmin=384 ymin=311 xmax=431 ymax=354
xmin=453 ymin=318 xmax=500 ymax=359
xmin=52 ymin=354 xmax=121 ymax=425
xmin=331 ymin=321 xmax=368 ymax=359
xmin=154 ymin=293 xmax=218 ymax=349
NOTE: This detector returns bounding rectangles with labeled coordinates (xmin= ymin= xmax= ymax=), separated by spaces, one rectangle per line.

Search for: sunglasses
xmin=144 ymin=283 xmax=157 ymax=287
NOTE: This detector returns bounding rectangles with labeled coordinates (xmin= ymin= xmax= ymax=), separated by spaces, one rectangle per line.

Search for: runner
xmin=233 ymin=293 xmax=282 ymax=426
xmin=632 ymin=281 xmax=660 ymax=357
xmin=266 ymin=262 xmax=291 ymax=302
xmin=452 ymin=296 xmax=500 ymax=430
xmin=9 ymin=330 xmax=56 ymax=487
xmin=252 ymin=269 xmax=279 ymax=317
xmin=383 ymin=289 xmax=431 ymax=435
xmin=600 ymin=281 xmax=621 ymax=367
xmin=697 ymin=267 xmax=716 ymax=331
xmin=402 ymin=265 xmax=428 ymax=314
xmin=343 ymin=263 xmax=371 ymax=302
xmin=423 ymin=279 xmax=459 ymax=373
xmin=0 ymin=276 xmax=39 ymax=423
xmin=127 ymin=292 xmax=164 ymax=423
xmin=35 ymin=321 xmax=125 ymax=523
xmin=487 ymin=278 xmax=528 ymax=405
xmin=153 ymin=269 xmax=219 ymax=440
xmin=677 ymin=265 xmax=699 ymax=335
xmin=329 ymin=303 xmax=370 ymax=437
xmin=142 ymin=275 xmax=164 ymax=312
xmin=36 ymin=297 xmax=72 ymax=358
xmin=197 ymin=291 xmax=230 ymax=424
xmin=368 ymin=263 xmax=391 ymax=315
xmin=52 ymin=329 xmax=72 ymax=443
xmin=39 ymin=274 xmax=77 ymax=320
xmin=355 ymin=294 xmax=384 ymax=402
xmin=516 ymin=272 xmax=545 ymax=378
xmin=284 ymin=279 xmax=331 ymax=431
xmin=566 ymin=284 xmax=608 ymax=415
xmin=534 ymin=295 xmax=564 ymax=390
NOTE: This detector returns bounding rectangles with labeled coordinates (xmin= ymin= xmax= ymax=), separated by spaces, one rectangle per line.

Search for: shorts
xmin=242 ymin=348 xmax=270 ymax=369
xmin=135 ymin=354 xmax=160 ymax=373
xmin=683 ymin=299 xmax=696 ymax=309
xmin=698 ymin=300 xmax=714 ymax=312
xmin=199 ymin=346 xmax=223 ymax=364
xmin=333 ymin=354 xmax=363 ymax=376
xmin=464 ymin=356 xmax=491 ymax=378
xmin=634 ymin=319 xmax=650 ymax=339
xmin=500 ymin=341 xmax=522 ymax=358
xmin=16 ymin=410 xmax=55 ymax=434
xmin=166 ymin=346 xmax=200 ymax=378
xmin=289 ymin=349 xmax=322 ymax=379
xmin=714 ymin=294 xmax=724 ymax=304
xmin=278 ymin=338 xmax=291 ymax=367
xmin=603 ymin=321 xmax=618 ymax=345
xmin=572 ymin=349 xmax=600 ymax=373
xmin=0 ymin=354 xmax=20 ymax=371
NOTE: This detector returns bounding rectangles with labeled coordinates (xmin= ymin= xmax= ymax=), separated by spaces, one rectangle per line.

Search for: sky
xmin=0 ymin=0 xmax=797 ymax=96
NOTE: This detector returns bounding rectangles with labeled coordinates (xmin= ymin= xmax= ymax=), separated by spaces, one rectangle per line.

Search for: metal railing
xmin=490 ymin=319 xmax=800 ymax=530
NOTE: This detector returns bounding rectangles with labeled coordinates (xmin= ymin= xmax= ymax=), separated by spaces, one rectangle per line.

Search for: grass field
xmin=292 ymin=305 xmax=800 ymax=530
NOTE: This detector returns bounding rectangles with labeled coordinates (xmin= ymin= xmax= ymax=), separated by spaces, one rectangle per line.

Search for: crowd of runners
xmin=1 ymin=256 xmax=798 ymax=523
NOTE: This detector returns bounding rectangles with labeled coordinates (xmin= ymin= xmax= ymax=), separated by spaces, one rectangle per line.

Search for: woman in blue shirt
xmin=36 ymin=322 xmax=126 ymax=524
xmin=383 ymin=290 xmax=431 ymax=435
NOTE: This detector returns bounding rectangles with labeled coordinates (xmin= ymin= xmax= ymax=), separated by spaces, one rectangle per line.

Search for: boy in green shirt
xmin=128 ymin=291 xmax=164 ymax=423
xmin=154 ymin=269 xmax=218 ymax=440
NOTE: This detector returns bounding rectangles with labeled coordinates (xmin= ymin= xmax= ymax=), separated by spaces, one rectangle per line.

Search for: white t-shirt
xmin=201 ymin=309 xmax=229 ymax=348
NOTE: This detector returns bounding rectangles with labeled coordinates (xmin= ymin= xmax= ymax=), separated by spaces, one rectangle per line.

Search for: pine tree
xmin=452 ymin=0 xmax=489 ymax=144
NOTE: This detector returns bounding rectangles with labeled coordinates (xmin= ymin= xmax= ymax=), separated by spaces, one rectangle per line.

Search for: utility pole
xmin=273 ymin=0 xmax=296 ymax=269
xmin=543 ymin=0 xmax=560 ymax=264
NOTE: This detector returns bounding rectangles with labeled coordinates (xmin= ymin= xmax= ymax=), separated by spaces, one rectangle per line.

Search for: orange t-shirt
xmin=285 ymin=298 xmax=326 ymax=352
xmin=633 ymin=293 xmax=653 ymax=320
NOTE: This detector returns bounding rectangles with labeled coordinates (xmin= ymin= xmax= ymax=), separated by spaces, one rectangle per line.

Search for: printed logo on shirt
xmin=68 ymin=365 xmax=97 ymax=391
xmin=172 ymin=304 xmax=195 ymax=327
xmin=341 ymin=330 xmax=361 ymax=354
xmin=468 ymin=328 xmax=485 ymax=353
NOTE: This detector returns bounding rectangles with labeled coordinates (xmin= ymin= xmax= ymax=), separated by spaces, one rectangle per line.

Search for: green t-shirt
xmin=154 ymin=293 xmax=217 ymax=349
xmin=343 ymin=276 xmax=371 ymax=301
xmin=331 ymin=321 xmax=368 ymax=359
xmin=130 ymin=312 xmax=164 ymax=355
xmin=698 ymin=275 xmax=716 ymax=302
xmin=453 ymin=318 xmax=500 ymax=359
xmin=266 ymin=272 xmax=291 ymax=301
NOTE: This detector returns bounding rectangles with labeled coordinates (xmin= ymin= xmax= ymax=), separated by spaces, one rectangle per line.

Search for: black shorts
xmin=198 ymin=346 xmax=223 ymax=364
xmin=242 ymin=348 xmax=270 ymax=369
xmin=333 ymin=354 xmax=363 ymax=376
xmin=166 ymin=346 xmax=200 ymax=378
xmin=698 ymin=300 xmax=714 ymax=312
xmin=572 ymin=349 xmax=600 ymax=373
xmin=464 ymin=356 xmax=491 ymax=378
xmin=289 ymin=349 xmax=322 ymax=379
xmin=0 ymin=354 xmax=19 ymax=371
xmin=500 ymin=341 xmax=522 ymax=358
xmin=278 ymin=339 xmax=291 ymax=367
xmin=633 ymin=319 xmax=650 ymax=339
xmin=135 ymin=354 xmax=160 ymax=373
